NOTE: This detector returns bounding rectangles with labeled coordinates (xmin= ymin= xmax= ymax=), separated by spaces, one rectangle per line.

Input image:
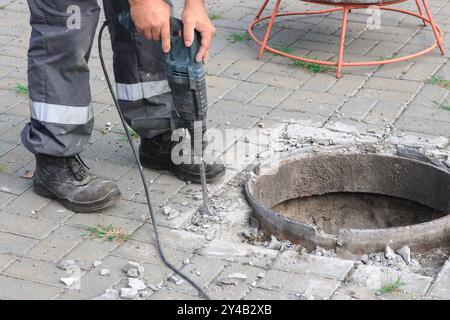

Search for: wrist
xmin=129 ymin=0 xmax=146 ymax=6
xmin=185 ymin=0 xmax=204 ymax=6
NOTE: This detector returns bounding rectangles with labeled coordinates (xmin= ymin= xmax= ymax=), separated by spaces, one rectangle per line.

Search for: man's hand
xmin=182 ymin=0 xmax=216 ymax=63
xmin=129 ymin=0 xmax=171 ymax=53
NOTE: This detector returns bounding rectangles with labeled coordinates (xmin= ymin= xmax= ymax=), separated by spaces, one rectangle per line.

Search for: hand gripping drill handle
xmin=118 ymin=12 xmax=208 ymax=135
xmin=118 ymin=12 xmax=211 ymax=214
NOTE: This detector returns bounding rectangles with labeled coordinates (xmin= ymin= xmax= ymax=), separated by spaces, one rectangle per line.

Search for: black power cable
xmin=98 ymin=21 xmax=210 ymax=300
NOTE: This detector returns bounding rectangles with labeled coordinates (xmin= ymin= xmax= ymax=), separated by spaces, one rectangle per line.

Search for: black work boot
xmin=139 ymin=133 xmax=226 ymax=184
xmin=33 ymin=154 xmax=121 ymax=213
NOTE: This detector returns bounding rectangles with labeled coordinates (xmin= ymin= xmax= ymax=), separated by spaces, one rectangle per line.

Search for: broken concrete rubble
xmin=123 ymin=261 xmax=144 ymax=278
xmin=56 ymin=260 xmax=75 ymax=270
xmin=120 ymin=288 xmax=139 ymax=300
xmin=93 ymin=289 xmax=119 ymax=300
xmin=99 ymin=269 xmax=111 ymax=276
xmin=128 ymin=278 xmax=146 ymax=291
xmin=397 ymin=246 xmax=412 ymax=265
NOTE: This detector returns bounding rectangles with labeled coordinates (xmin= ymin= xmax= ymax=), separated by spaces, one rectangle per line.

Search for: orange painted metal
xmin=415 ymin=0 xmax=427 ymax=26
xmin=247 ymin=0 xmax=445 ymax=78
xmin=337 ymin=7 xmax=349 ymax=79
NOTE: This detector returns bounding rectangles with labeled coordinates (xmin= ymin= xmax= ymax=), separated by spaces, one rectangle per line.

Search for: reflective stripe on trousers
xmin=22 ymin=0 xmax=176 ymax=157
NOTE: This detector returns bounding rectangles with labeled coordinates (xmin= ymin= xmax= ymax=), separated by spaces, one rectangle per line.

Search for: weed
xmin=117 ymin=126 xmax=140 ymax=142
xmin=292 ymin=58 xmax=333 ymax=73
xmin=15 ymin=83 xmax=28 ymax=95
xmin=379 ymin=276 xmax=406 ymax=294
xmin=84 ymin=225 xmax=135 ymax=243
xmin=273 ymin=45 xmax=294 ymax=55
xmin=209 ymin=13 xmax=221 ymax=20
xmin=228 ymin=31 xmax=250 ymax=44
xmin=426 ymin=76 xmax=450 ymax=90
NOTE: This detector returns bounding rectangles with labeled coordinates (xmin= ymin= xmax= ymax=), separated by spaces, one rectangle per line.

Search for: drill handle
xmin=117 ymin=12 xmax=201 ymax=65
xmin=118 ymin=11 xmax=181 ymax=34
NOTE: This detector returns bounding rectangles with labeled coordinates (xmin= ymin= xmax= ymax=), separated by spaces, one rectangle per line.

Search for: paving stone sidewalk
xmin=0 ymin=0 xmax=449 ymax=300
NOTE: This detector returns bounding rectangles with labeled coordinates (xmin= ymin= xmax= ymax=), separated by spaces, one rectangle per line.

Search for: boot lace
xmin=67 ymin=155 xmax=90 ymax=181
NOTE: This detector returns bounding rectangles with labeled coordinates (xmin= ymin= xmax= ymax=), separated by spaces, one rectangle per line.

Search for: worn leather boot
xmin=139 ymin=133 xmax=226 ymax=184
xmin=33 ymin=154 xmax=121 ymax=213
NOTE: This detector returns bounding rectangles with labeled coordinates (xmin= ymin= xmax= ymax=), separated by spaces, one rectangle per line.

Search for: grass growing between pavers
xmin=0 ymin=163 xmax=5 ymax=173
xmin=426 ymin=76 xmax=450 ymax=90
xmin=117 ymin=126 xmax=140 ymax=143
xmin=291 ymin=58 xmax=333 ymax=73
xmin=440 ymin=100 xmax=450 ymax=111
xmin=209 ymin=13 xmax=222 ymax=20
xmin=433 ymin=99 xmax=450 ymax=111
xmin=272 ymin=45 xmax=294 ymax=55
xmin=379 ymin=276 xmax=406 ymax=295
xmin=83 ymin=225 xmax=135 ymax=243
xmin=15 ymin=83 xmax=28 ymax=96
xmin=227 ymin=31 xmax=250 ymax=44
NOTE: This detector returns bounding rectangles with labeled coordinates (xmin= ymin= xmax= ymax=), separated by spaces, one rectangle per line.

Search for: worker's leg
xmin=22 ymin=0 xmax=100 ymax=156
xmin=103 ymin=0 xmax=225 ymax=183
xmin=22 ymin=0 xmax=121 ymax=212
xmin=102 ymin=0 xmax=175 ymax=139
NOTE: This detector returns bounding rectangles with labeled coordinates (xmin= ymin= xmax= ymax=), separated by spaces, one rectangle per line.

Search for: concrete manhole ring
xmin=244 ymin=152 xmax=450 ymax=255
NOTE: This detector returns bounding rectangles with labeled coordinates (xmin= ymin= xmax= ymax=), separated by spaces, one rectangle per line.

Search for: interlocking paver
xmin=0 ymin=275 xmax=61 ymax=300
xmin=111 ymin=239 xmax=189 ymax=268
xmin=249 ymin=85 xmax=293 ymax=107
xmin=0 ymin=253 xmax=15 ymax=271
xmin=0 ymin=144 xmax=33 ymax=174
xmin=246 ymin=71 xmax=303 ymax=89
xmin=0 ymin=231 xmax=36 ymax=256
xmin=3 ymin=257 xmax=71 ymax=288
xmin=1 ymin=188 xmax=51 ymax=217
xmin=35 ymin=201 xmax=75 ymax=223
xmin=166 ymin=255 xmax=226 ymax=295
xmin=273 ymin=251 xmax=354 ymax=281
xmin=213 ymin=99 xmax=271 ymax=118
xmin=202 ymin=239 xmax=278 ymax=269
xmin=257 ymin=269 xmax=341 ymax=299
xmin=0 ymin=212 xmax=58 ymax=240
xmin=338 ymin=96 xmax=377 ymax=120
xmin=62 ymin=239 xmax=118 ymax=271
xmin=133 ymin=225 xmax=206 ymax=251
xmin=222 ymin=81 xmax=266 ymax=104
xmin=25 ymin=225 xmax=84 ymax=263
xmin=349 ymin=265 xmax=433 ymax=296
xmin=0 ymin=191 xmax=15 ymax=209
xmin=221 ymin=58 xmax=264 ymax=81
xmin=0 ymin=0 xmax=449 ymax=300
xmin=0 ymin=173 xmax=31 ymax=195
xmin=207 ymin=262 xmax=265 ymax=300
xmin=243 ymin=287 xmax=300 ymax=300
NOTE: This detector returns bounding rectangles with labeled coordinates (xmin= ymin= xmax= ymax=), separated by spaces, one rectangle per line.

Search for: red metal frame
xmin=248 ymin=0 xmax=445 ymax=78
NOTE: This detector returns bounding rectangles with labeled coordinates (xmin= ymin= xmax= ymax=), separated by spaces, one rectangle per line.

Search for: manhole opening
xmin=245 ymin=153 xmax=450 ymax=254
xmin=272 ymin=192 xmax=447 ymax=235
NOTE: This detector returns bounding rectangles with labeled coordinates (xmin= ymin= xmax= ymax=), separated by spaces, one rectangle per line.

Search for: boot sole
xmin=140 ymin=155 xmax=226 ymax=184
xmin=33 ymin=181 xmax=122 ymax=213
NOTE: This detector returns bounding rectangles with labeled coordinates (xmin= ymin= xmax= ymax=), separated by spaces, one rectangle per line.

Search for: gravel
xmin=128 ymin=278 xmax=146 ymax=291
xmin=93 ymin=289 xmax=119 ymax=300
xmin=397 ymin=245 xmax=412 ymax=264
xmin=56 ymin=260 xmax=75 ymax=270
xmin=99 ymin=269 xmax=111 ymax=276
xmin=120 ymin=288 xmax=139 ymax=300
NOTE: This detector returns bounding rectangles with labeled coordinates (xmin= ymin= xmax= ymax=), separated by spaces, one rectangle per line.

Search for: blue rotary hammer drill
xmin=118 ymin=12 xmax=212 ymax=215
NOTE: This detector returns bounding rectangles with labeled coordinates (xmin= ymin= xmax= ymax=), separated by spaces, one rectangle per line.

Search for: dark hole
xmin=272 ymin=192 xmax=448 ymax=234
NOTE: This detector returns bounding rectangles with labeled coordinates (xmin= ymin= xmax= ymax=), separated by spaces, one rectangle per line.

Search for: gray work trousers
xmin=22 ymin=0 xmax=177 ymax=157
